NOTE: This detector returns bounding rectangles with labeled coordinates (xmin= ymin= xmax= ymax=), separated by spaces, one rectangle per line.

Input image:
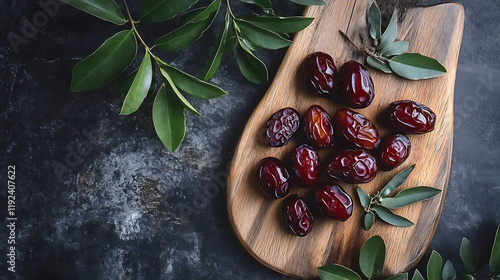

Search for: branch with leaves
xmin=62 ymin=0 xmax=323 ymax=152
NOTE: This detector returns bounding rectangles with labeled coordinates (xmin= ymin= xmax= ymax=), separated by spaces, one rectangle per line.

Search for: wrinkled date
xmin=263 ymin=108 xmax=300 ymax=147
xmin=386 ymin=100 xmax=436 ymax=134
xmin=315 ymin=183 xmax=353 ymax=221
xmin=326 ymin=149 xmax=378 ymax=184
xmin=291 ymin=144 xmax=320 ymax=187
xmin=303 ymin=52 xmax=337 ymax=97
xmin=333 ymin=108 xmax=380 ymax=150
xmin=281 ymin=194 xmax=313 ymax=236
xmin=377 ymin=133 xmax=411 ymax=171
xmin=257 ymin=157 xmax=290 ymax=199
xmin=338 ymin=60 xmax=375 ymax=108
xmin=303 ymin=105 xmax=334 ymax=147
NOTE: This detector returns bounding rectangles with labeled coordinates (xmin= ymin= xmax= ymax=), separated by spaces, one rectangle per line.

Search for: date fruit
xmin=326 ymin=149 xmax=378 ymax=184
xmin=377 ymin=133 xmax=411 ymax=171
xmin=303 ymin=105 xmax=334 ymax=147
xmin=304 ymin=52 xmax=337 ymax=97
xmin=338 ymin=60 xmax=375 ymax=108
xmin=315 ymin=183 xmax=353 ymax=221
xmin=257 ymin=157 xmax=290 ymax=199
xmin=263 ymin=108 xmax=300 ymax=147
xmin=282 ymin=194 xmax=313 ymax=236
xmin=291 ymin=144 xmax=320 ymax=187
xmin=333 ymin=108 xmax=380 ymax=150
xmin=386 ymin=100 xmax=436 ymax=134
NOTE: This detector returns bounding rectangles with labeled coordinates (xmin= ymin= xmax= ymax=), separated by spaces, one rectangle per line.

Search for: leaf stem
xmin=339 ymin=30 xmax=389 ymax=63
xmin=226 ymin=0 xmax=236 ymax=19
xmin=122 ymin=0 xmax=150 ymax=51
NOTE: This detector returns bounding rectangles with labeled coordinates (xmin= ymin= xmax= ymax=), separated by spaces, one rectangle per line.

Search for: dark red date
xmin=257 ymin=157 xmax=290 ymax=199
xmin=291 ymin=144 xmax=320 ymax=187
xmin=326 ymin=149 xmax=378 ymax=184
xmin=338 ymin=60 xmax=375 ymax=108
xmin=377 ymin=133 xmax=411 ymax=171
xmin=304 ymin=52 xmax=337 ymax=97
xmin=281 ymin=194 xmax=313 ymax=236
xmin=386 ymin=100 xmax=436 ymax=134
xmin=315 ymin=183 xmax=353 ymax=221
xmin=263 ymin=108 xmax=300 ymax=147
xmin=333 ymin=108 xmax=380 ymax=150
xmin=303 ymin=105 xmax=334 ymax=147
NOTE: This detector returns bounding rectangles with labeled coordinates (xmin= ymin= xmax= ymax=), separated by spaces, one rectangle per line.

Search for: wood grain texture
xmin=227 ymin=1 xmax=464 ymax=278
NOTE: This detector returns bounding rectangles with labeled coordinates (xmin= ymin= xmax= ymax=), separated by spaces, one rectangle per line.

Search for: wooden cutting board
xmin=227 ymin=0 xmax=464 ymax=278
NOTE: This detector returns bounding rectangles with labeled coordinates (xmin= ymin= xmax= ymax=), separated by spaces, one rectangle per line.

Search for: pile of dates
xmin=257 ymin=52 xmax=436 ymax=237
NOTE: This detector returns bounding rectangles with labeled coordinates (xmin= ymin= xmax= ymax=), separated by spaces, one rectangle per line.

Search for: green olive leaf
xmin=317 ymin=264 xmax=362 ymax=280
xmin=490 ymin=227 xmax=500 ymax=273
xmin=359 ymin=235 xmax=386 ymax=279
xmin=377 ymin=8 xmax=398 ymax=50
xmin=412 ymin=270 xmax=425 ymax=280
xmin=373 ymin=205 xmax=414 ymax=227
xmin=120 ymin=52 xmax=153 ymax=115
xmin=61 ymin=0 xmax=126 ymax=25
xmin=427 ymin=251 xmax=443 ymax=280
xmin=366 ymin=56 xmax=392 ymax=73
xmin=356 ymin=186 xmax=370 ymax=208
xmin=288 ymin=0 xmax=326 ymax=5
xmin=368 ymin=2 xmax=381 ymax=40
xmin=235 ymin=20 xmax=292 ymax=50
xmin=380 ymin=165 xmax=415 ymax=197
xmin=380 ymin=41 xmax=409 ymax=58
xmin=179 ymin=0 xmax=221 ymax=25
xmin=380 ymin=186 xmax=441 ymax=209
xmin=442 ymin=260 xmax=457 ymax=280
xmin=460 ymin=238 xmax=479 ymax=274
xmin=240 ymin=16 xmax=314 ymax=34
xmin=202 ymin=10 xmax=231 ymax=80
xmin=236 ymin=43 xmax=268 ymax=84
xmin=139 ymin=0 xmax=197 ymax=23
xmin=222 ymin=20 xmax=237 ymax=54
xmin=364 ymin=212 xmax=375 ymax=231
xmin=71 ymin=30 xmax=137 ymax=92
xmin=389 ymin=53 xmax=447 ymax=80
xmin=152 ymin=84 xmax=186 ymax=152
xmin=241 ymin=37 xmax=260 ymax=51
xmin=160 ymin=64 xmax=226 ymax=99
xmin=160 ymin=67 xmax=200 ymax=116
xmin=386 ymin=273 xmax=409 ymax=280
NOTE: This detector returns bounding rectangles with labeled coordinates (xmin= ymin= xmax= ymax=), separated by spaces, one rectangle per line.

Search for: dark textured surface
xmin=1 ymin=1 xmax=499 ymax=279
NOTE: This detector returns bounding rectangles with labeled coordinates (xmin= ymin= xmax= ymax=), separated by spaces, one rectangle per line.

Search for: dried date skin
xmin=338 ymin=60 xmax=375 ymax=108
xmin=291 ymin=144 xmax=320 ymax=187
xmin=377 ymin=133 xmax=411 ymax=171
xmin=263 ymin=108 xmax=300 ymax=147
xmin=386 ymin=100 xmax=436 ymax=134
xmin=326 ymin=149 xmax=378 ymax=184
xmin=257 ymin=157 xmax=290 ymax=199
xmin=333 ymin=108 xmax=380 ymax=150
xmin=315 ymin=183 xmax=353 ymax=221
xmin=281 ymin=194 xmax=313 ymax=236
xmin=303 ymin=52 xmax=337 ymax=97
xmin=303 ymin=105 xmax=334 ymax=147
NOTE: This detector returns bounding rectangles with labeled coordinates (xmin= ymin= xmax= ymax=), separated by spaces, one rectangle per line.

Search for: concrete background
xmin=1 ymin=0 xmax=499 ymax=279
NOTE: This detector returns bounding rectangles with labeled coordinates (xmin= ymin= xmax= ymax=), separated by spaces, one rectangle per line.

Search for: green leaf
xmin=160 ymin=67 xmax=200 ymax=115
xmin=241 ymin=37 xmax=260 ymax=51
xmin=202 ymin=10 xmax=230 ymax=80
xmin=368 ymin=2 xmax=381 ymax=40
xmin=139 ymin=0 xmax=197 ymax=23
xmin=386 ymin=273 xmax=409 ymax=280
xmin=364 ymin=212 xmax=375 ymax=231
xmin=356 ymin=187 xmax=370 ymax=208
xmin=113 ymin=69 xmax=138 ymax=99
xmin=61 ymin=0 xmax=126 ymax=25
xmin=359 ymin=235 xmax=386 ymax=278
xmin=380 ymin=187 xmax=441 ymax=209
xmin=160 ymin=64 xmax=226 ymax=99
xmin=288 ymin=0 xmax=326 ymax=5
xmin=235 ymin=20 xmax=292 ymax=50
xmin=442 ymin=260 xmax=457 ymax=280
xmin=389 ymin=53 xmax=447 ymax=80
xmin=380 ymin=41 xmax=409 ymax=58
xmin=427 ymin=251 xmax=443 ymax=280
xmin=490 ymin=227 xmax=500 ymax=273
xmin=155 ymin=7 xmax=218 ymax=52
xmin=367 ymin=56 xmax=392 ymax=73
xmin=460 ymin=238 xmax=479 ymax=274
xmin=152 ymin=84 xmax=186 ymax=152
xmin=373 ymin=205 xmax=414 ymax=227
xmin=222 ymin=21 xmax=237 ymax=54
xmin=380 ymin=165 xmax=415 ymax=197
xmin=179 ymin=0 xmax=220 ymax=25
xmin=241 ymin=16 xmax=314 ymax=34
xmin=377 ymin=8 xmax=398 ymax=50
xmin=317 ymin=264 xmax=362 ymax=280
xmin=236 ymin=44 xmax=268 ymax=84
xmin=120 ymin=52 xmax=153 ymax=115
xmin=412 ymin=270 xmax=424 ymax=280
xmin=71 ymin=30 xmax=137 ymax=92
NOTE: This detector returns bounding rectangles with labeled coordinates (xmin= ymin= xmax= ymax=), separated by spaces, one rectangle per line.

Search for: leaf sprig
xmin=63 ymin=0 xmax=322 ymax=152
xmin=356 ymin=165 xmax=442 ymax=231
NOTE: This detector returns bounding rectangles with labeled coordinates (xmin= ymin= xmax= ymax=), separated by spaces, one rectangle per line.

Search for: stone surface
xmin=0 ymin=0 xmax=499 ymax=279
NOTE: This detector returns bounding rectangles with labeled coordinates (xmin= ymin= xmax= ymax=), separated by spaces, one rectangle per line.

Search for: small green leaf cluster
xmin=362 ymin=1 xmax=447 ymax=80
xmin=63 ymin=0 xmax=321 ymax=152
xmin=356 ymin=165 xmax=442 ymax=230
